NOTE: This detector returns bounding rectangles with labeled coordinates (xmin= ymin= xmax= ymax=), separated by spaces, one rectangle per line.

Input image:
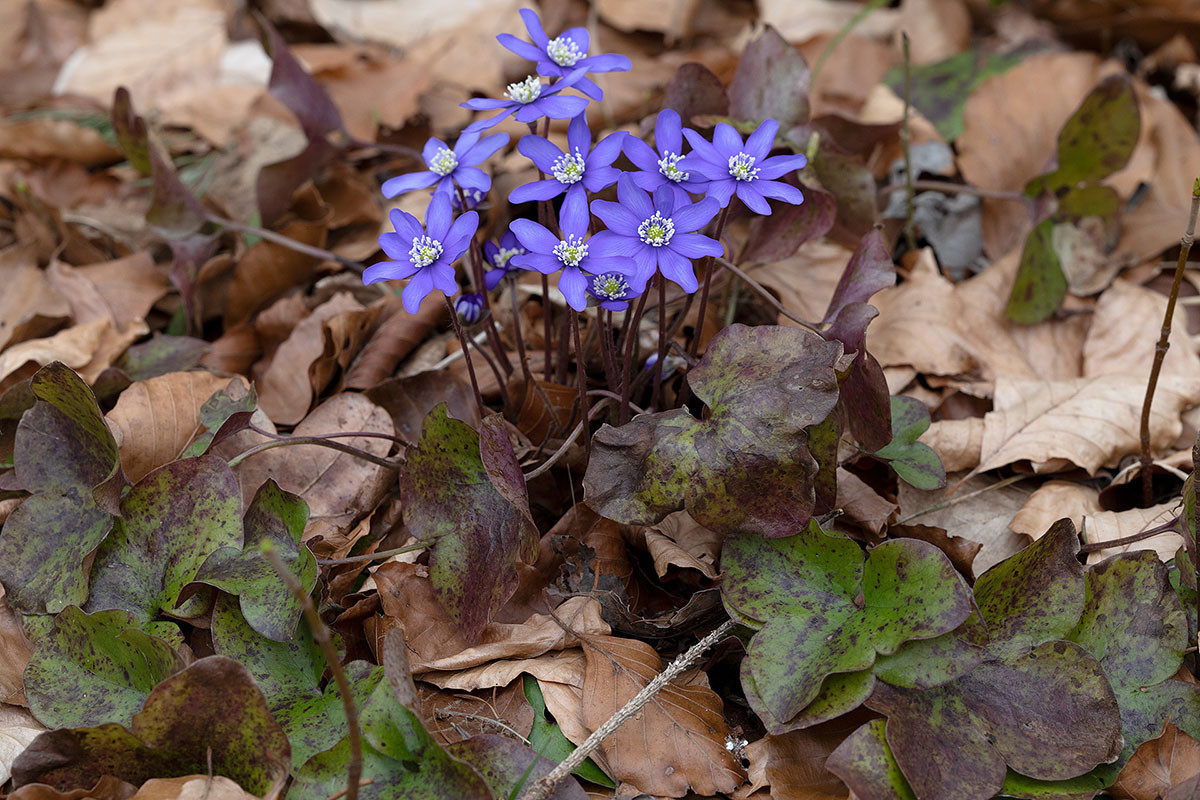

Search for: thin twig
xmin=263 ymin=542 xmax=362 ymax=800
xmin=226 ymin=436 xmax=400 ymax=470
xmin=523 ymin=399 xmax=612 ymax=480
xmin=1141 ymin=177 xmax=1200 ymax=506
xmin=896 ymin=473 xmax=1030 ymax=525
xmin=316 ymin=537 xmax=442 ymax=566
xmin=715 ymin=257 xmax=822 ymax=333
xmin=1078 ymin=515 xmax=1181 ymax=553
xmin=901 ymin=32 xmax=916 ymax=253
xmin=516 ymin=619 xmax=736 ymax=800
xmin=247 ymin=422 xmax=412 ymax=449
xmin=207 ymin=213 xmax=364 ymax=271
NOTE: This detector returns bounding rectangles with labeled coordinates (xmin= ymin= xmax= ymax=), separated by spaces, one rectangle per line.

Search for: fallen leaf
xmin=1084 ymin=279 xmax=1200 ymax=382
xmin=0 ymin=583 xmax=32 ymax=705
xmin=45 ymin=253 xmax=169 ymax=333
xmin=920 ymin=416 xmax=984 ymax=472
xmin=0 ymin=318 xmax=110 ymax=385
xmin=127 ymin=776 xmax=259 ymax=800
xmin=642 ymin=510 xmax=721 ymax=580
xmin=0 ymin=705 xmax=45 ymax=785
xmin=581 ymin=634 xmax=745 ymax=797
xmin=0 ymin=243 xmax=70 ymax=352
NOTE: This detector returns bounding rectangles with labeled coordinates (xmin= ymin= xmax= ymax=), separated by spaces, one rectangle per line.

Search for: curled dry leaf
xmin=1009 ymin=480 xmax=1181 ymax=563
xmin=0 ymin=319 xmax=110 ymax=385
xmin=642 ymin=510 xmax=721 ymax=580
xmin=344 ymin=293 xmax=444 ymax=390
xmin=1111 ymin=722 xmax=1200 ymax=800
xmin=105 ymin=372 xmax=243 ymax=483
xmin=127 ymin=776 xmax=259 ymax=800
xmin=0 ymin=243 xmax=70 ymax=352
xmin=581 ymin=634 xmax=744 ymax=797
xmin=975 ymin=374 xmax=1200 ymax=475
xmin=45 ymin=253 xmax=169 ymax=334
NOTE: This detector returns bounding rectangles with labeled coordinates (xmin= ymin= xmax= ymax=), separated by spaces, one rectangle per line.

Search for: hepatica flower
xmin=623 ymin=108 xmax=707 ymax=206
xmin=382 ymin=131 xmax=508 ymax=199
xmin=510 ymin=113 xmax=625 ymax=224
xmin=482 ymin=230 xmax=527 ymax=289
xmin=508 ymin=200 xmax=637 ymax=312
xmin=462 ymin=68 xmax=589 ymax=133
xmin=364 ymin=193 xmax=478 ymax=313
xmin=499 ymin=9 xmax=632 ymax=101
xmin=681 ymin=119 xmax=807 ymax=214
xmin=589 ymin=176 xmax=722 ymax=293
xmin=455 ymin=293 xmax=485 ymax=324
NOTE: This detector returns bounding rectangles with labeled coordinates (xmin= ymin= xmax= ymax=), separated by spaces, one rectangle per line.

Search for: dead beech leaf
xmin=920 ymin=417 xmax=984 ymax=472
xmin=1009 ymin=480 xmax=1181 ymax=564
xmin=418 ymin=681 xmax=534 ymax=748
xmin=835 ymin=468 xmax=896 ymax=537
xmin=581 ymin=634 xmax=744 ymax=797
xmin=106 ymin=372 xmax=242 ymax=482
xmin=420 ymin=649 xmax=588 ymax=693
xmin=45 ymin=253 xmax=169 ymax=333
xmin=756 ymin=719 xmax=861 ymax=800
xmin=0 ymin=318 xmax=109 ymax=383
xmin=128 ymin=777 xmax=258 ymax=800
xmin=344 ymin=294 xmax=443 ymax=390
xmin=1084 ymin=279 xmax=1200 ymax=382
xmin=745 ymin=240 xmax=850 ymax=328
xmin=257 ymin=292 xmax=364 ymax=426
xmin=230 ymin=392 xmax=394 ymax=528
xmin=0 ymin=243 xmax=69 ymax=351
xmin=0 ymin=584 xmax=34 ymax=706
xmin=7 ymin=775 xmax=136 ymax=800
xmin=975 ymin=374 xmax=1200 ymax=475
xmin=1112 ymin=722 xmax=1200 ymax=800
xmin=642 ymin=510 xmax=721 ymax=580
xmin=0 ymin=704 xmax=45 ymax=785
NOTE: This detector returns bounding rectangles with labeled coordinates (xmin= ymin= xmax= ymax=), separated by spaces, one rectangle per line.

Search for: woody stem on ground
xmin=516 ymin=618 xmax=736 ymax=800
xmin=901 ymin=32 xmax=916 ymax=253
xmin=444 ymin=294 xmax=487 ymax=415
xmin=263 ymin=542 xmax=362 ymax=800
xmin=226 ymin=435 xmax=400 ymax=470
xmin=1140 ymin=177 xmax=1200 ymax=506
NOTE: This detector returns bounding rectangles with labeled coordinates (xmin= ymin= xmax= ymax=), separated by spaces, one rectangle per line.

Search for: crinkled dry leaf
xmin=127 ymin=776 xmax=258 ymax=800
xmin=642 ymin=510 xmax=721 ymax=580
xmin=1084 ymin=279 xmax=1200 ymax=382
xmin=1112 ymin=722 xmax=1200 ymax=800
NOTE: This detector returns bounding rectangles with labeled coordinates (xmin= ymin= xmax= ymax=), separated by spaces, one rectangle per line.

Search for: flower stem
xmin=508 ymin=278 xmax=533 ymax=382
xmin=687 ymin=206 xmax=730 ymax=362
xmin=652 ymin=276 xmax=668 ymax=410
xmin=226 ymin=435 xmax=400 ymax=470
xmin=1140 ymin=177 xmax=1200 ymax=506
xmin=901 ymin=33 xmax=917 ymax=253
xmin=619 ymin=289 xmax=651 ymax=425
xmin=457 ymin=187 xmax=512 ymax=378
xmin=572 ymin=314 xmax=591 ymax=462
xmin=445 ymin=294 xmax=487 ymax=416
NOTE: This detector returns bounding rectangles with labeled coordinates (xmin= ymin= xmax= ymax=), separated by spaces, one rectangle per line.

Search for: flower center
xmin=552 ymin=149 xmax=586 ymax=184
xmin=553 ymin=234 xmax=589 ymax=267
xmin=430 ymin=147 xmax=458 ymax=176
xmin=409 ymin=235 xmax=444 ymax=268
xmin=657 ymin=152 xmax=689 ymax=183
xmin=492 ymin=246 xmax=521 ymax=269
xmin=546 ymin=36 xmax=584 ymax=67
xmin=637 ymin=212 xmax=675 ymax=247
xmin=728 ymin=152 xmax=760 ymax=181
xmin=505 ymin=75 xmax=543 ymax=104
xmin=592 ymin=273 xmax=629 ymax=300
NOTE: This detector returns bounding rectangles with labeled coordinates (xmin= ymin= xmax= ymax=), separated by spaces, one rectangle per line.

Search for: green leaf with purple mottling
xmin=874 ymin=395 xmax=945 ymax=490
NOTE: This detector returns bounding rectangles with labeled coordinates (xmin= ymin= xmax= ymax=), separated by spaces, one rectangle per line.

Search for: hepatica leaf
xmin=585 ymin=325 xmax=844 ymax=538
xmin=0 ymin=362 xmax=123 ymax=613
xmin=874 ymin=395 xmax=945 ymax=490
xmin=721 ymin=523 xmax=972 ymax=730
xmin=827 ymin=718 xmax=917 ymax=800
xmin=1007 ymin=218 xmax=1066 ymax=325
xmin=24 ymin=606 xmax=181 ymax=730
xmin=400 ymin=405 xmax=539 ymax=643
xmin=727 ymin=24 xmax=810 ymax=129
xmin=86 ymin=455 xmax=243 ymax=623
xmin=192 ymin=479 xmax=316 ymax=641
xmin=883 ymin=49 xmax=1023 ymax=142
xmin=524 ymin=675 xmax=613 ymax=787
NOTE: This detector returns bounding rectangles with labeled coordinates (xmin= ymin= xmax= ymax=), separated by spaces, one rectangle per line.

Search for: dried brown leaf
xmin=0 ymin=584 xmax=32 ymax=706
xmin=642 ymin=510 xmax=721 ymax=580
xmin=128 ymin=777 xmax=258 ymax=800
xmin=343 ymin=293 xmax=443 ymax=390
xmin=1084 ymin=279 xmax=1200 ymax=381
xmin=0 ymin=244 xmax=69 ymax=352
xmin=0 ymin=705 xmax=45 ymax=786
xmin=1112 ymin=722 xmax=1200 ymax=800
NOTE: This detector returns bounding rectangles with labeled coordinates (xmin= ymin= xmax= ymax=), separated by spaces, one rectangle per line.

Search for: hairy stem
xmin=687 ymin=205 xmax=731 ymax=361
xmin=901 ymin=33 xmax=916 ymax=253
xmin=445 ymin=294 xmax=487 ymax=415
xmin=572 ymin=314 xmax=591 ymax=462
xmin=619 ymin=289 xmax=652 ymax=425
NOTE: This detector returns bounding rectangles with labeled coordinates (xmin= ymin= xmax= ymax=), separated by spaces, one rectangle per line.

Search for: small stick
xmin=445 ymin=294 xmax=486 ymax=415
xmin=516 ymin=619 xmax=736 ymax=800
xmin=1140 ymin=177 xmax=1200 ymax=506
xmin=572 ymin=314 xmax=591 ymax=461
xmin=207 ymin=213 xmax=364 ymax=271
xmin=247 ymin=423 xmax=412 ymax=449
xmin=715 ymin=257 xmax=822 ymax=333
xmin=263 ymin=542 xmax=362 ymax=800
xmin=901 ymin=32 xmax=916 ymax=253
xmin=523 ymin=398 xmax=612 ymax=480
xmin=227 ymin=436 xmax=399 ymax=470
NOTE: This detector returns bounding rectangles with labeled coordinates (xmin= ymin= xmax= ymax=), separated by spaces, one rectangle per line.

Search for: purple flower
xmin=587 ymin=271 xmax=643 ymax=311
xmin=461 ymin=69 xmax=589 ymax=134
xmin=510 ymin=113 xmax=625 ymax=224
xmin=482 ymin=230 xmax=527 ymax=290
xmin=498 ymin=9 xmax=632 ymax=101
xmin=680 ymin=119 xmax=807 ymax=214
xmin=508 ymin=199 xmax=637 ymax=312
xmin=588 ymin=176 xmax=723 ymax=293
xmin=381 ymin=131 xmax=508 ymax=199
xmin=623 ymin=108 xmax=707 ymax=207
xmin=455 ymin=293 xmax=485 ymax=324
xmin=453 ymin=188 xmax=485 ymax=211
xmin=364 ymin=193 xmax=478 ymax=314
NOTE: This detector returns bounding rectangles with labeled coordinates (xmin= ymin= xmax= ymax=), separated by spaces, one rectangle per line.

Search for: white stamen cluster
xmin=657 ymin=152 xmax=689 ymax=183
xmin=505 ymin=75 xmax=543 ymax=104
xmin=409 ymin=235 xmax=443 ymax=268
xmin=430 ymin=147 xmax=458 ymax=176
xmin=728 ymin=152 xmax=760 ymax=181
xmin=546 ymin=36 xmax=584 ymax=67
xmin=552 ymin=149 xmax=586 ymax=184
xmin=492 ymin=247 xmax=521 ymax=269
xmin=592 ymin=273 xmax=630 ymax=300
xmin=637 ymin=211 xmax=675 ymax=247
xmin=553 ymin=234 xmax=589 ymax=267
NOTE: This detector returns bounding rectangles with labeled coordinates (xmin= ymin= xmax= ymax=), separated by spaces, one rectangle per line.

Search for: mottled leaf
xmin=826 ymin=719 xmax=917 ymax=800
xmin=883 ymin=50 xmax=1024 ymax=142
xmin=812 ymin=142 xmax=878 ymax=238
xmin=1007 ymin=218 xmax=1067 ymax=324
xmin=727 ymin=24 xmax=810 ymax=129
xmin=872 ymin=610 xmax=987 ymax=690
xmin=182 ymin=379 xmax=257 ymax=458
xmin=585 ymin=325 xmax=844 ymax=538
xmin=23 ymin=607 xmax=181 ymax=729
xmin=523 ymin=675 xmax=612 ymax=787
xmin=400 ymin=405 xmax=538 ymax=643
xmin=868 ymin=641 xmax=1123 ymax=800
xmin=723 ymin=524 xmax=972 ymax=729
xmin=13 ymin=657 xmax=290 ymax=797
xmin=742 ymin=662 xmax=876 ymax=733
xmin=997 ymin=765 xmax=1118 ymax=800
xmin=874 ymin=395 xmax=945 ymax=490
xmin=973 ymin=518 xmax=1085 ymax=659
xmin=662 ymin=62 xmax=729 ymax=124
xmin=113 ymin=335 xmax=211 ymax=382
xmin=827 ymin=303 xmax=893 ymax=452
xmin=449 ymin=734 xmax=588 ymax=800
xmin=0 ymin=363 xmax=122 ymax=613
xmin=86 ymin=456 xmax=243 ymax=622
xmin=191 ymin=480 xmax=315 ymax=640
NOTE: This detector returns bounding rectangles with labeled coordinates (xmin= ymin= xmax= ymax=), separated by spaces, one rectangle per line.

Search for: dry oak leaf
xmin=106 ymin=372 xmax=244 ymax=483
xmin=419 ymin=649 xmax=588 ymax=694
xmin=920 ymin=417 xmax=984 ymax=472
xmin=975 ymin=374 xmax=1200 ymax=475
xmin=642 ymin=510 xmax=722 ymax=580
xmin=1084 ymin=279 xmax=1200 ymax=382
xmin=1008 ymin=480 xmax=1181 ymax=564
xmin=1112 ymin=721 xmax=1200 ymax=800
xmin=581 ymin=635 xmax=744 ymax=797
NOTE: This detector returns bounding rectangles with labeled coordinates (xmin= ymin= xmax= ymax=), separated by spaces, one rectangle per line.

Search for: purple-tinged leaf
xmin=744 ymin=179 xmax=835 ymax=263
xmin=812 ymin=142 xmax=878 ymax=240
xmin=399 ymin=403 xmax=539 ymax=642
xmin=256 ymin=137 xmax=337 ymax=228
xmin=728 ymin=25 xmax=810 ymax=129
xmin=824 ymin=229 xmax=895 ymax=321
xmin=662 ymin=62 xmax=729 ymax=125
xmin=257 ymin=14 xmax=345 ymax=142
xmin=449 ymin=735 xmax=589 ymax=800
xmin=1006 ymin=218 xmax=1066 ymax=324
xmin=827 ymin=719 xmax=917 ymax=800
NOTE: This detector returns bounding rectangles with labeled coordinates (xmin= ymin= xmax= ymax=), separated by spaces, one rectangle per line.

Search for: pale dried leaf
xmin=0 ymin=705 xmax=46 ymax=785
xmin=420 ymin=649 xmax=587 ymax=692
xmin=642 ymin=511 xmax=721 ymax=580
xmin=0 ymin=243 xmax=69 ymax=351
xmin=835 ymin=468 xmax=897 ymax=536
xmin=1084 ymin=279 xmax=1200 ymax=382
xmin=129 ymin=776 xmax=259 ymax=800
xmin=920 ymin=417 xmax=984 ymax=472
xmin=0 ymin=318 xmax=109 ymax=383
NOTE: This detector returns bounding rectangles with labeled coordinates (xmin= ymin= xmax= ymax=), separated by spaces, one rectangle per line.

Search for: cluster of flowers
xmin=363 ymin=9 xmax=808 ymax=315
